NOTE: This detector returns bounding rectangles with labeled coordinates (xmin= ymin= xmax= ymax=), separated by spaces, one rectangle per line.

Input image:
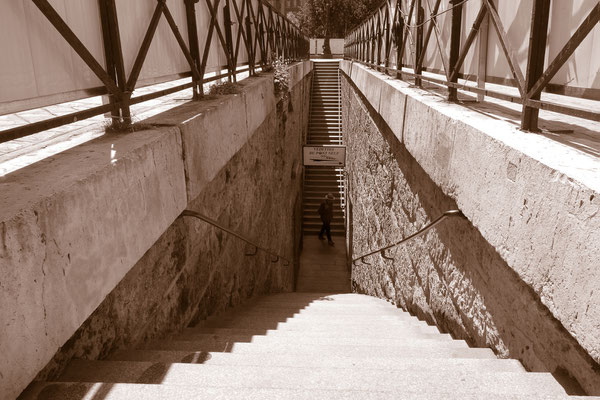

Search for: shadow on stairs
xmin=20 ymin=237 xmax=579 ymax=399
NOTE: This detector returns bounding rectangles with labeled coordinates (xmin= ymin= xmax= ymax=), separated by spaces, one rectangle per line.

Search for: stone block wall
xmin=341 ymin=62 xmax=600 ymax=394
xmin=1 ymin=61 xmax=312 ymax=400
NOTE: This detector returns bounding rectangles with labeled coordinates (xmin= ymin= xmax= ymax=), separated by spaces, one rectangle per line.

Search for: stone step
xmin=304 ymin=171 xmax=344 ymax=177
xmin=201 ymin=307 xmax=417 ymax=323
xmin=305 ymin=170 xmax=344 ymax=175
xmin=303 ymin=142 xmax=343 ymax=146
xmin=308 ymin=114 xmax=340 ymax=118
xmin=306 ymin=135 xmax=342 ymax=138
xmin=21 ymin=381 xmax=571 ymax=400
xmin=56 ymin=359 xmax=541 ymax=390
xmin=171 ymin=331 xmax=456 ymax=347
xmin=65 ymin=357 xmax=564 ymax=395
xmin=303 ymin=218 xmax=344 ymax=226
xmin=308 ymin=128 xmax=342 ymax=132
xmin=103 ymin=351 xmax=525 ymax=372
xmin=306 ymin=141 xmax=343 ymax=145
xmin=192 ymin=316 xmax=441 ymax=331
xmin=254 ymin=293 xmax=382 ymax=302
xmin=302 ymin=225 xmax=345 ymax=232
xmin=302 ymin=225 xmax=345 ymax=233
xmin=303 ymin=200 xmax=344 ymax=207
xmin=144 ymin=339 xmax=493 ymax=361
xmin=304 ymin=182 xmax=344 ymax=189
xmin=178 ymin=324 xmax=442 ymax=337
xmin=303 ymin=232 xmax=345 ymax=237
xmin=303 ymin=209 xmax=344 ymax=218
xmin=303 ymin=192 xmax=344 ymax=199
xmin=177 ymin=327 xmax=447 ymax=342
xmin=189 ymin=322 xmax=445 ymax=336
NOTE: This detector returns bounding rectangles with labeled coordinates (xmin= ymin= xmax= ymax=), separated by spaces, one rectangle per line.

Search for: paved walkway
xmin=0 ymin=70 xmax=250 ymax=176
xmin=297 ymin=234 xmax=350 ymax=293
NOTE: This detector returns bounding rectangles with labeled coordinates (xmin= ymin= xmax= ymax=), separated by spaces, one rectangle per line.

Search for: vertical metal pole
xmin=477 ymin=13 xmax=489 ymax=102
xmin=223 ymin=0 xmax=235 ymax=82
xmin=448 ymin=0 xmax=463 ymax=101
xmin=521 ymin=0 xmax=551 ymax=131
xmin=185 ymin=0 xmax=202 ymax=98
xmin=99 ymin=0 xmax=129 ymax=124
xmin=396 ymin=0 xmax=404 ymax=70
xmin=246 ymin=14 xmax=254 ymax=75
xmin=377 ymin=13 xmax=383 ymax=66
xmin=414 ymin=1 xmax=424 ymax=86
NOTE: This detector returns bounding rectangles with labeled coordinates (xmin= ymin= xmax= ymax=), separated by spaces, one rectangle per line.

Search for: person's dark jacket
xmin=318 ymin=201 xmax=333 ymax=224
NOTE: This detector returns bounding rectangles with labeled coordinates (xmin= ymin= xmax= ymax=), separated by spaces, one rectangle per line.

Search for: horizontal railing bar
xmin=181 ymin=209 xmax=291 ymax=266
xmin=352 ymin=210 xmax=466 ymax=264
xmin=0 ymin=66 xmax=255 ymax=144
xmin=0 ymin=103 xmax=114 ymax=144
xmin=346 ymin=60 xmax=600 ymax=122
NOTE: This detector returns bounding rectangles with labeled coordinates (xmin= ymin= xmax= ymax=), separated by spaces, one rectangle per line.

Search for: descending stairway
xmin=16 ymin=62 xmax=582 ymax=400
xmin=303 ymin=60 xmax=345 ymax=237
xmin=22 ymin=292 xmax=575 ymax=399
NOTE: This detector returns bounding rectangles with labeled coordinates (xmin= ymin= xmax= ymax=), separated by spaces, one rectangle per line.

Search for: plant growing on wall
xmin=273 ymin=57 xmax=290 ymax=96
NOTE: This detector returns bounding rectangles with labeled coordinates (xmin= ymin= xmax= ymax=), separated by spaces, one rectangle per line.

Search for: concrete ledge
xmin=147 ymin=61 xmax=312 ymax=201
xmin=341 ymin=60 xmax=600 ymax=365
xmin=0 ymin=127 xmax=187 ymax=399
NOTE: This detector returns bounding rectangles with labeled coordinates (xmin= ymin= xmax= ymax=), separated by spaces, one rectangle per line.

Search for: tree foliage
xmin=294 ymin=0 xmax=380 ymax=39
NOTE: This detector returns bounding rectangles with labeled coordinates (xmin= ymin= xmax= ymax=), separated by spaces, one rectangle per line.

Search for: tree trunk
xmin=323 ymin=36 xmax=332 ymax=57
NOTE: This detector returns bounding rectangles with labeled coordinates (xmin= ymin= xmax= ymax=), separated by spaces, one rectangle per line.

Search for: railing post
xmin=223 ymin=0 xmax=235 ymax=82
xmin=414 ymin=1 xmax=424 ymax=87
xmin=98 ymin=0 xmax=129 ymax=124
xmin=521 ymin=0 xmax=551 ymax=132
xmin=246 ymin=14 xmax=254 ymax=75
xmin=184 ymin=0 xmax=202 ymax=98
xmin=395 ymin=0 xmax=404 ymax=70
xmin=477 ymin=13 xmax=489 ymax=102
xmin=448 ymin=0 xmax=463 ymax=101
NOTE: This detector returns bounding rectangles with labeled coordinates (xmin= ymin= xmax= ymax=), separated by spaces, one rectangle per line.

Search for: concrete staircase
xmin=21 ymin=292 xmax=575 ymax=399
xmin=303 ymin=60 xmax=345 ymax=237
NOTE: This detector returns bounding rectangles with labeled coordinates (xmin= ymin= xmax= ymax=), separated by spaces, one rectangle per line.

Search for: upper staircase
xmin=303 ymin=60 xmax=345 ymax=237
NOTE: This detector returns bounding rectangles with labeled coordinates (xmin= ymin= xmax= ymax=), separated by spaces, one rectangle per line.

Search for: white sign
xmin=303 ymin=146 xmax=346 ymax=167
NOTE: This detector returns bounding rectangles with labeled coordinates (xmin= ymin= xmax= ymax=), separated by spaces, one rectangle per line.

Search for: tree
xmin=297 ymin=0 xmax=380 ymax=54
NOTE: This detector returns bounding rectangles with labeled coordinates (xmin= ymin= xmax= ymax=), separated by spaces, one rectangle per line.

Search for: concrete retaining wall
xmin=0 ymin=61 xmax=312 ymax=400
xmin=341 ymin=60 xmax=600 ymax=394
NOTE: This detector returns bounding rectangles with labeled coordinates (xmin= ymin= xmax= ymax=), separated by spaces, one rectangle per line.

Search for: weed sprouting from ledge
xmin=104 ymin=118 xmax=154 ymax=134
xmin=208 ymin=81 xmax=240 ymax=96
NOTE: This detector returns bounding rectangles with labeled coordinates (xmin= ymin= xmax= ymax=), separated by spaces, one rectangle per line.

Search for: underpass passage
xmin=302 ymin=60 xmax=346 ymax=238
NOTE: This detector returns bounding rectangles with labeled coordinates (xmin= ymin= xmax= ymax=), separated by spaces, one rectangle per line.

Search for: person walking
xmin=318 ymin=193 xmax=335 ymax=246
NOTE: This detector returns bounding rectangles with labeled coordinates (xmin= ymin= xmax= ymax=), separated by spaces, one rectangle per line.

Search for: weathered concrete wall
xmin=0 ymin=61 xmax=312 ymax=400
xmin=341 ymin=61 xmax=600 ymax=394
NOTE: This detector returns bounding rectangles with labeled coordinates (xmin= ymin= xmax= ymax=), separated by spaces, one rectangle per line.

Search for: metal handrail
xmin=181 ymin=209 xmax=290 ymax=266
xmin=352 ymin=210 xmax=466 ymax=265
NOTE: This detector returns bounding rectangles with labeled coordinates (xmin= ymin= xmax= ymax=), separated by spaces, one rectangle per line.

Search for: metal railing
xmin=1 ymin=0 xmax=309 ymax=144
xmin=181 ymin=209 xmax=291 ymax=266
xmin=352 ymin=209 xmax=466 ymax=265
xmin=344 ymin=0 xmax=600 ymax=131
